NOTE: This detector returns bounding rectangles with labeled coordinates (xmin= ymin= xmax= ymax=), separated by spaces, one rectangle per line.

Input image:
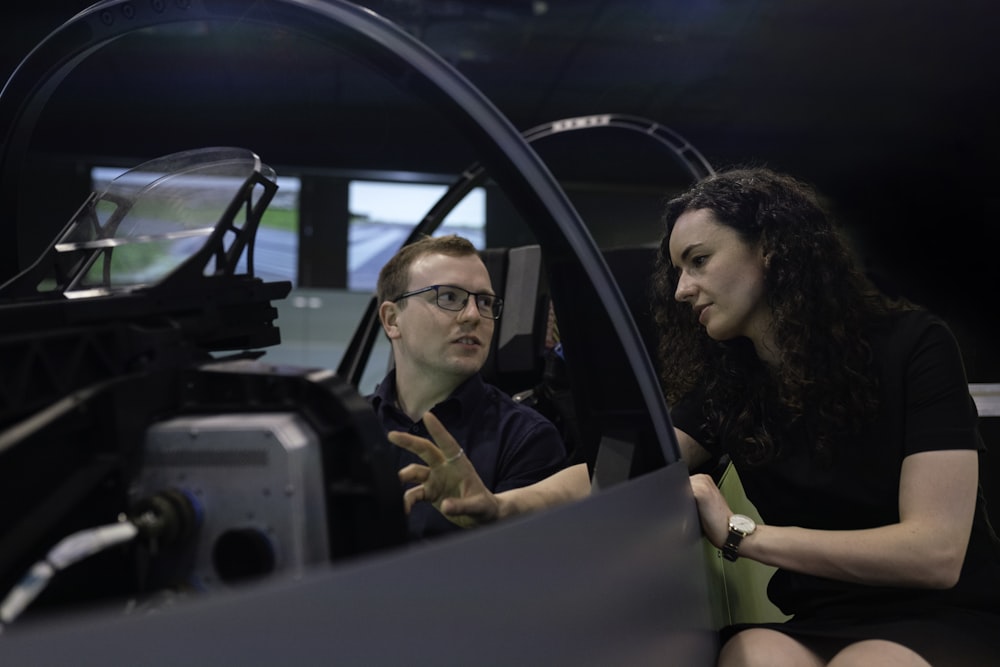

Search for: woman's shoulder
xmin=869 ymin=305 xmax=951 ymax=345
xmin=868 ymin=306 xmax=967 ymax=376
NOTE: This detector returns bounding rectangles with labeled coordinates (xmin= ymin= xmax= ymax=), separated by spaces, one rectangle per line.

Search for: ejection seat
xmin=476 ymin=242 xmax=663 ymax=471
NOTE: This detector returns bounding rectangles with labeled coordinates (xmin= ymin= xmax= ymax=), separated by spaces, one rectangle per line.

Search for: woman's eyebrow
xmin=679 ymin=242 xmax=704 ymax=262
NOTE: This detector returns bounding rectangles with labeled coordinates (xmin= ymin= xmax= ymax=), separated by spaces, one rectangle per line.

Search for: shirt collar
xmin=370 ymin=371 xmax=486 ymax=421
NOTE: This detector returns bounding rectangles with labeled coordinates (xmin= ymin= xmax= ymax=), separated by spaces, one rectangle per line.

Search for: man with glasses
xmin=371 ymin=234 xmax=567 ymax=540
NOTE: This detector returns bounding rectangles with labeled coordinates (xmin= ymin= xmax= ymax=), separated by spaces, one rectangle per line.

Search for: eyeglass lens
xmin=435 ymin=286 xmax=502 ymax=318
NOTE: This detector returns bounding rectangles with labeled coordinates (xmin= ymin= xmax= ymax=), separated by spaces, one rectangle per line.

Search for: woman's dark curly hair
xmin=651 ymin=168 xmax=907 ymax=466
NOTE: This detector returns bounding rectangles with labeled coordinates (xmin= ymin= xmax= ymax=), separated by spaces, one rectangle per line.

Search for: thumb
xmin=441 ymin=494 xmax=497 ymax=524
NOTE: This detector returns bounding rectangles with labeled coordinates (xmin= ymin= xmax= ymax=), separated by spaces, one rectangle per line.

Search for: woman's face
xmin=668 ymin=208 xmax=775 ymax=359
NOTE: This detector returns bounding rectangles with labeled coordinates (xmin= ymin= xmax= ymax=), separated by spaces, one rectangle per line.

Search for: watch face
xmin=729 ymin=514 xmax=756 ymax=534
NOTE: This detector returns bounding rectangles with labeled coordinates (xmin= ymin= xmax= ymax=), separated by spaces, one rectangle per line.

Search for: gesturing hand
xmin=387 ymin=411 xmax=501 ymax=528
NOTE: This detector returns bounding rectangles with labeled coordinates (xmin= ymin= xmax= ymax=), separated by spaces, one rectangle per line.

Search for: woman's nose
xmin=674 ymin=272 xmax=694 ymax=302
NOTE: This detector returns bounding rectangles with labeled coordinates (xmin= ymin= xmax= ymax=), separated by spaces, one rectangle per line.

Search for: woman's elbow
xmin=920 ymin=568 xmax=960 ymax=590
xmin=917 ymin=546 xmax=966 ymax=590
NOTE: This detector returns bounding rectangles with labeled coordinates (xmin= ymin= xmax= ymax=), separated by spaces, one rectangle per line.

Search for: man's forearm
xmin=496 ymin=463 xmax=591 ymax=519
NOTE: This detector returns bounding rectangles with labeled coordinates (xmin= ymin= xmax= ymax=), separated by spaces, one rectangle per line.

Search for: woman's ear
xmin=378 ymin=301 xmax=402 ymax=340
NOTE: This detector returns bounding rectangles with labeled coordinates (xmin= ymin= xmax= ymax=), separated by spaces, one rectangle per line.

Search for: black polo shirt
xmin=370 ymin=371 xmax=567 ymax=540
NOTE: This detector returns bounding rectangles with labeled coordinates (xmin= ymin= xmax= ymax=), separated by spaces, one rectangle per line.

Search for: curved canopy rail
xmin=338 ymin=113 xmax=715 ymax=389
xmin=0 ymin=0 xmax=680 ymax=472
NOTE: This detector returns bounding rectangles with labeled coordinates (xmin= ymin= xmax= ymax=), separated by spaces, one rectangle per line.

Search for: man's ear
xmin=378 ymin=301 xmax=402 ymax=340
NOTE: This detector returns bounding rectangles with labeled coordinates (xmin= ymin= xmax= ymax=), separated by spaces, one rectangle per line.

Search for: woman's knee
xmin=718 ymin=628 xmax=824 ymax=667
xmin=828 ymin=639 xmax=931 ymax=667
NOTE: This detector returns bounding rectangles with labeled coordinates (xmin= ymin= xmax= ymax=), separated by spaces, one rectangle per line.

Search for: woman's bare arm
xmin=691 ymin=449 xmax=978 ymax=588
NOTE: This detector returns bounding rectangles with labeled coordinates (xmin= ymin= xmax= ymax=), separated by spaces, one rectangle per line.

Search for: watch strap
xmin=721 ymin=531 xmax=744 ymax=562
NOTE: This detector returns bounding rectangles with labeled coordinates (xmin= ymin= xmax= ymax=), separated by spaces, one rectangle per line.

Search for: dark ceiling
xmin=2 ymin=0 xmax=999 ymax=374
xmin=6 ymin=1 xmax=999 ymax=180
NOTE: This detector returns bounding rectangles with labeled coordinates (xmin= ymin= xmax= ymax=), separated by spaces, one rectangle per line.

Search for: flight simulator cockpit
xmin=0 ymin=1 xmax=719 ymax=664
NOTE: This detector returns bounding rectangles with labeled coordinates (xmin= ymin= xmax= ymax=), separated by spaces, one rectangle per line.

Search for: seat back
xmin=479 ymin=243 xmax=668 ymax=475
xmin=479 ymin=245 xmax=549 ymax=396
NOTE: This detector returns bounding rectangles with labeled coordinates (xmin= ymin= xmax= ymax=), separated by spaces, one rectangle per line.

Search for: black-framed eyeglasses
xmin=393 ymin=284 xmax=504 ymax=320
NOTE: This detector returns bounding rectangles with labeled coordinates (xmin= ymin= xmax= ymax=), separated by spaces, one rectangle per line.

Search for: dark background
xmin=2 ymin=0 xmax=998 ymax=380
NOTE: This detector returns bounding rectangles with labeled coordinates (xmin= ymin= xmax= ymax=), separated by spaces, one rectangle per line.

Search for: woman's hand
xmin=388 ymin=411 xmax=500 ymax=528
xmin=689 ymin=473 xmax=734 ymax=549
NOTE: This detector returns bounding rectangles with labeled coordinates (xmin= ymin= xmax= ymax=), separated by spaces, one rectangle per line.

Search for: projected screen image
xmin=347 ymin=180 xmax=485 ymax=293
xmin=91 ymin=169 xmax=485 ymax=292
xmin=91 ymin=166 xmax=301 ymax=286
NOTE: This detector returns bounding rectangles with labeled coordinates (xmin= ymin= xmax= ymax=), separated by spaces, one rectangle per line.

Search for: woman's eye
xmin=692 ymin=255 xmax=708 ymax=267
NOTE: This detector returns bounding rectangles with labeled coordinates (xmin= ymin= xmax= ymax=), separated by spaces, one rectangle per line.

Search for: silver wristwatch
xmin=721 ymin=514 xmax=756 ymax=562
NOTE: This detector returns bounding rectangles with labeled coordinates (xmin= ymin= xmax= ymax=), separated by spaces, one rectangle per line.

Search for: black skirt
xmin=722 ymin=606 xmax=1000 ymax=667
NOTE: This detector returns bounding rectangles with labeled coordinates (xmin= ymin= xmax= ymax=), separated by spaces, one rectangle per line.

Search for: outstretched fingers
xmin=398 ymin=462 xmax=430 ymax=485
xmin=386 ymin=411 xmax=463 ymax=467
xmin=401 ymin=482 xmax=425 ymax=515
xmin=387 ymin=430 xmax=439 ymax=464
xmin=385 ymin=410 xmax=497 ymax=528
xmin=422 ymin=411 xmax=465 ymax=463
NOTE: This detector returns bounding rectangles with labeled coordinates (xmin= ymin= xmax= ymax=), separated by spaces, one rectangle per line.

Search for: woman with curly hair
xmin=654 ymin=168 xmax=1000 ymax=666
xmin=390 ymin=168 xmax=1000 ymax=666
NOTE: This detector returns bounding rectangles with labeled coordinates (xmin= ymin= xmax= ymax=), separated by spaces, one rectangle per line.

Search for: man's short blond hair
xmin=376 ymin=234 xmax=479 ymax=305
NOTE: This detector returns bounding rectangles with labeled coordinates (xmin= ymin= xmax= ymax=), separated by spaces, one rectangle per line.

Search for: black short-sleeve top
xmin=670 ymin=309 xmax=1000 ymax=617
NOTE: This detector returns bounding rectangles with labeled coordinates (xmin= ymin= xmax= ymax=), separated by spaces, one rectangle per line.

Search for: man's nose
xmin=456 ymin=297 xmax=481 ymax=321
